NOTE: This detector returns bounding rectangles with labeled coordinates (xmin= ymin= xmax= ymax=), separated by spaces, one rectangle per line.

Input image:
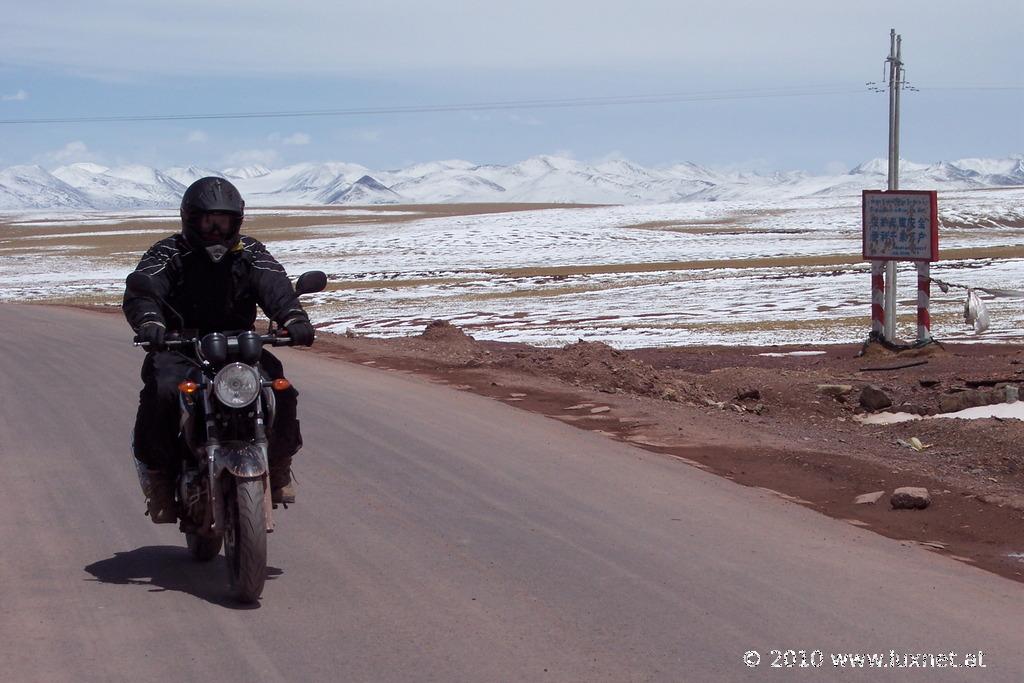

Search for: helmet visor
xmin=195 ymin=211 xmax=240 ymax=245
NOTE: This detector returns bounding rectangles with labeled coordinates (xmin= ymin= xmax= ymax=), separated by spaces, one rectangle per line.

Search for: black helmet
xmin=180 ymin=176 xmax=245 ymax=262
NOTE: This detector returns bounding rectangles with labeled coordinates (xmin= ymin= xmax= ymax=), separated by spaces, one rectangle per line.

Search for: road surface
xmin=0 ymin=304 xmax=1021 ymax=681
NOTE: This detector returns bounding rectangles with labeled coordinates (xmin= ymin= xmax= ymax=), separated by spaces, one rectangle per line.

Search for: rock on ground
xmin=818 ymin=384 xmax=854 ymax=400
xmin=938 ymin=389 xmax=1000 ymax=414
xmin=890 ymin=487 xmax=931 ymax=510
xmin=859 ymin=385 xmax=893 ymax=412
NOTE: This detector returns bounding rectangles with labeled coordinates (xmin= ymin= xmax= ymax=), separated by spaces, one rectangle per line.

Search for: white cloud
xmin=186 ymin=130 xmax=208 ymax=143
xmin=282 ymin=132 xmax=310 ymax=146
xmin=709 ymin=158 xmax=773 ymax=174
xmin=268 ymin=131 xmax=311 ymax=146
xmin=1 ymin=89 xmax=28 ymax=101
xmin=824 ymin=160 xmax=850 ymax=176
xmin=594 ymin=150 xmax=629 ymax=163
xmin=223 ymin=148 xmax=279 ymax=167
xmin=44 ymin=141 xmax=98 ymax=164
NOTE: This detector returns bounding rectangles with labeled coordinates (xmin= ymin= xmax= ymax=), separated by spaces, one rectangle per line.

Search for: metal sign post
xmin=884 ymin=29 xmax=902 ymax=341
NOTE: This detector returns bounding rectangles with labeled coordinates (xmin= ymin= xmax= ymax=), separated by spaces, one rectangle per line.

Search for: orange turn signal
xmin=272 ymin=378 xmax=291 ymax=391
xmin=178 ymin=380 xmax=199 ymax=395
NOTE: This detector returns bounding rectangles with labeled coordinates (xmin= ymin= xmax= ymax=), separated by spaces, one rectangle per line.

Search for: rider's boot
xmin=136 ymin=461 xmax=177 ymax=523
xmin=270 ymin=457 xmax=296 ymax=505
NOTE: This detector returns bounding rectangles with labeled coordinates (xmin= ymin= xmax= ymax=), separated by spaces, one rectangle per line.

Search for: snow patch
xmin=857 ymin=401 xmax=1024 ymax=425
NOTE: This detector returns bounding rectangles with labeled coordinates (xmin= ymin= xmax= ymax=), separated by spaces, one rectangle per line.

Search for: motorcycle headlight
xmin=213 ymin=363 xmax=261 ymax=408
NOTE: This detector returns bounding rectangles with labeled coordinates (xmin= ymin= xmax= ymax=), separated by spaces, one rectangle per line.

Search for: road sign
xmin=862 ymin=190 xmax=938 ymax=262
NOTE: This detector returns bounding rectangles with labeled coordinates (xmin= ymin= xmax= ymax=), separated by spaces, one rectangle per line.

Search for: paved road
xmin=0 ymin=304 xmax=1022 ymax=682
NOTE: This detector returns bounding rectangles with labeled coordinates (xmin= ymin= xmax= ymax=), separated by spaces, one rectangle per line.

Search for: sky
xmin=0 ymin=0 xmax=1021 ymax=174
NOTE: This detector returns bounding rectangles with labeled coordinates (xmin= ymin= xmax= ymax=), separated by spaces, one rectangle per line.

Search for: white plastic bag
xmin=964 ymin=288 xmax=990 ymax=334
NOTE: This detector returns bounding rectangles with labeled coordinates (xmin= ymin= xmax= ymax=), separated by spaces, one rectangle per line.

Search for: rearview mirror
xmin=295 ymin=271 xmax=328 ymax=296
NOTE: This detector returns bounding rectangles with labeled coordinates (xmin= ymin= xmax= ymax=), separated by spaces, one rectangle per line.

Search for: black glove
xmin=138 ymin=322 xmax=166 ymax=350
xmin=284 ymin=318 xmax=315 ymax=346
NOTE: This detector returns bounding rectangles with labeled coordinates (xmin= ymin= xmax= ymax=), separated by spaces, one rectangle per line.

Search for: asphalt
xmin=0 ymin=303 xmax=1022 ymax=682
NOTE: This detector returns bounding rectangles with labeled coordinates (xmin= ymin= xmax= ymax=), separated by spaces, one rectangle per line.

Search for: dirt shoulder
xmin=309 ymin=321 xmax=1024 ymax=584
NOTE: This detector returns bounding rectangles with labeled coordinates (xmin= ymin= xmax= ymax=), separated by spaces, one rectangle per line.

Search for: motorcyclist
xmin=123 ymin=176 xmax=314 ymax=523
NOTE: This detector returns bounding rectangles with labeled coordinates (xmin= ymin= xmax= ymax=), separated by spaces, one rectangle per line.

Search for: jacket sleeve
xmin=243 ymin=238 xmax=308 ymax=325
xmin=122 ymin=237 xmax=179 ymax=331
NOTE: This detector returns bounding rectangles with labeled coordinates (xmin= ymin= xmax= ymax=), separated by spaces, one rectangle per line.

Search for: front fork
xmin=200 ymin=387 xmax=275 ymax=534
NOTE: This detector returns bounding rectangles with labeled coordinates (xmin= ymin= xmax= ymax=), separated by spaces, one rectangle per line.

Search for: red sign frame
xmin=862 ymin=190 xmax=939 ymax=262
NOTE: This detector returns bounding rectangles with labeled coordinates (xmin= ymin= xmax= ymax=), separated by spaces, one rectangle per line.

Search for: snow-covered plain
xmin=2 ymin=186 xmax=1021 ymax=348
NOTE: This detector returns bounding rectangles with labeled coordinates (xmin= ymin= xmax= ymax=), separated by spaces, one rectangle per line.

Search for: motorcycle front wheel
xmin=223 ymin=476 xmax=268 ymax=603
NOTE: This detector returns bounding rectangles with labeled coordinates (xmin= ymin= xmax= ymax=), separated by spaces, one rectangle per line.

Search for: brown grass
xmin=0 ymin=202 xmax=604 ymax=257
xmin=624 ymin=208 xmax=795 ymax=234
xmin=483 ymin=245 xmax=1024 ymax=279
xmin=325 ymin=277 xmax=472 ymax=291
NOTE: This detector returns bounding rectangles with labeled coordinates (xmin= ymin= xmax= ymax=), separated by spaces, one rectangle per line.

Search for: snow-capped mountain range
xmin=1 ymin=155 xmax=1021 ymax=210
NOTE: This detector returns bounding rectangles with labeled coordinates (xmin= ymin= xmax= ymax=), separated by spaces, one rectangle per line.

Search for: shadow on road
xmin=84 ymin=545 xmax=283 ymax=608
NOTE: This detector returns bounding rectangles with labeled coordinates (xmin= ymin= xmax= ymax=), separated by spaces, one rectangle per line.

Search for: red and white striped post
xmin=864 ymin=189 xmax=938 ymax=345
xmin=871 ymin=261 xmax=885 ymax=337
xmin=916 ymin=261 xmax=931 ymax=342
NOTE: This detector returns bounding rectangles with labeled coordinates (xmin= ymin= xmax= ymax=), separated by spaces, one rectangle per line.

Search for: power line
xmin=2 ymin=82 xmax=1015 ymax=126
xmin=0 ymin=84 xmax=868 ymax=125
xmin=914 ymin=85 xmax=1024 ymax=91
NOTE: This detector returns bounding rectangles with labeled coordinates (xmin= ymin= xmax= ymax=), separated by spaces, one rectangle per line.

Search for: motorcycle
xmin=127 ymin=269 xmax=327 ymax=603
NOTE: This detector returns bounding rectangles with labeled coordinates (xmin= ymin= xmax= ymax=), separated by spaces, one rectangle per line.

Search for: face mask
xmin=205 ymin=244 xmax=229 ymax=263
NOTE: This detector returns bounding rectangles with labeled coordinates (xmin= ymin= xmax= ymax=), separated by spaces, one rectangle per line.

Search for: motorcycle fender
xmin=214 ymin=441 xmax=269 ymax=478
xmin=262 ymin=387 xmax=277 ymax=430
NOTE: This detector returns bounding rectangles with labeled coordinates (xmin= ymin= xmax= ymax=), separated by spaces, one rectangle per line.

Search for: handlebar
xmin=133 ymin=332 xmax=299 ymax=350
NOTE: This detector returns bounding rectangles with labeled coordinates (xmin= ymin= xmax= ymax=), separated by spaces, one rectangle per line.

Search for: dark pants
xmin=132 ymin=349 xmax=301 ymax=472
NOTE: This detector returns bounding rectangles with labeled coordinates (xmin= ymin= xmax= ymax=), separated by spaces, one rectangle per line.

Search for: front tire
xmin=223 ymin=476 xmax=267 ymax=603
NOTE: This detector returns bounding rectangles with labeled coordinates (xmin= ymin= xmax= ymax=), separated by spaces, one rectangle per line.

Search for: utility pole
xmin=883 ymin=28 xmax=903 ymax=342
xmin=865 ymin=30 xmax=935 ymax=347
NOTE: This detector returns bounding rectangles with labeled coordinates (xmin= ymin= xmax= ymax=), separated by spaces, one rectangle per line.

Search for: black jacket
xmin=123 ymin=233 xmax=307 ymax=335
